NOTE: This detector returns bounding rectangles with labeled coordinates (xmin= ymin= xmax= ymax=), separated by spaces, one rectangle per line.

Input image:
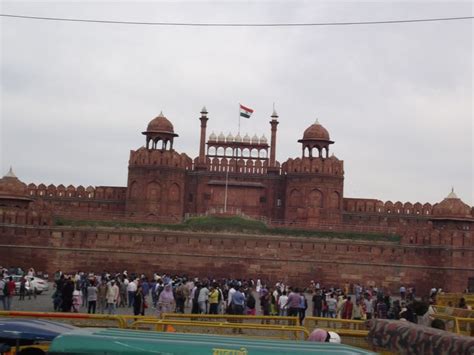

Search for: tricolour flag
xmin=239 ymin=104 xmax=254 ymax=119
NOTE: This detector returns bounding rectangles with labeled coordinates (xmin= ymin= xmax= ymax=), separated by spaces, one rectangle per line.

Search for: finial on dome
xmin=158 ymin=111 xmax=164 ymax=118
xmin=201 ymin=106 xmax=208 ymax=115
xmin=446 ymin=187 xmax=458 ymax=199
xmin=315 ymin=118 xmax=320 ymax=124
xmin=5 ymin=166 xmax=16 ymax=178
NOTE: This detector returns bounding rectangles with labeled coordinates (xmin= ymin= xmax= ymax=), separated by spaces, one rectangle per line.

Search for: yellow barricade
xmin=436 ymin=293 xmax=474 ymax=308
xmin=431 ymin=314 xmax=474 ymax=337
xmin=433 ymin=305 xmax=474 ymax=319
xmin=129 ymin=319 xmax=309 ymax=340
xmin=161 ymin=313 xmax=299 ymax=326
xmin=0 ymin=310 xmax=127 ymax=329
xmin=304 ymin=316 xmax=368 ymax=331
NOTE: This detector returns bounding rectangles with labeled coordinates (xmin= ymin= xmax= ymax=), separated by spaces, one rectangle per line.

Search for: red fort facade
xmin=0 ymin=108 xmax=473 ymax=293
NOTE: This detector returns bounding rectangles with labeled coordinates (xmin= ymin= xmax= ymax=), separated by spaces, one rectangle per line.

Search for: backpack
xmin=247 ymin=294 xmax=256 ymax=309
xmin=3 ymin=281 xmax=9 ymax=296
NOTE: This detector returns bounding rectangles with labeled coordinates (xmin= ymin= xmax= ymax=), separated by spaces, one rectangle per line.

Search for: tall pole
xmin=224 ymin=164 xmax=229 ymax=213
xmin=238 ymin=103 xmax=241 ymax=135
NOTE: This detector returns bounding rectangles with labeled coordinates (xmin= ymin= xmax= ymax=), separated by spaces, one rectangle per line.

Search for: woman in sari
xmin=157 ymin=283 xmax=175 ymax=317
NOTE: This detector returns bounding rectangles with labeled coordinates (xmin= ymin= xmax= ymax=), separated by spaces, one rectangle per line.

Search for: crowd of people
xmin=1 ymin=267 xmax=471 ymax=327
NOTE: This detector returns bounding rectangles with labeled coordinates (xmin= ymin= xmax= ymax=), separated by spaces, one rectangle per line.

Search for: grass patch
xmin=54 ymin=216 xmax=400 ymax=243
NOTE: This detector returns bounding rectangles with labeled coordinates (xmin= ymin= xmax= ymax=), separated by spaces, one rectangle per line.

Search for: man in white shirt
xmin=127 ymin=279 xmax=137 ymax=307
xmin=198 ymin=285 xmax=209 ymax=314
xmin=106 ymin=280 xmax=119 ymax=315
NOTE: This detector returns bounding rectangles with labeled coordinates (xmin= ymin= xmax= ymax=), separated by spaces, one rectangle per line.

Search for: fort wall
xmin=0 ymin=224 xmax=472 ymax=293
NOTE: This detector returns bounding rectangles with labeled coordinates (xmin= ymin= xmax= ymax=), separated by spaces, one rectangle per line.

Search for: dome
xmin=251 ymin=134 xmax=259 ymax=144
xmin=218 ymin=132 xmax=226 ymax=142
xmin=260 ymin=134 xmax=267 ymax=144
xmin=146 ymin=111 xmax=175 ymax=134
xmin=0 ymin=167 xmax=31 ymax=201
xmin=243 ymin=134 xmax=251 ymax=143
xmin=209 ymin=132 xmax=217 ymax=142
xmin=234 ymin=133 xmax=242 ymax=143
xmin=226 ymin=133 xmax=234 ymax=142
xmin=302 ymin=121 xmax=330 ymax=141
xmin=432 ymin=189 xmax=472 ymax=219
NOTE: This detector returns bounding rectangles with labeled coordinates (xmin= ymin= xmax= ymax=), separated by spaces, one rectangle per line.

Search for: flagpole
xmin=238 ymin=103 xmax=241 ymax=135
xmin=224 ymin=163 xmax=229 ymax=213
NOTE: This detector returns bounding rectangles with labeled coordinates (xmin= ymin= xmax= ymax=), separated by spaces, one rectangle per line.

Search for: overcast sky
xmin=1 ymin=1 xmax=472 ymax=206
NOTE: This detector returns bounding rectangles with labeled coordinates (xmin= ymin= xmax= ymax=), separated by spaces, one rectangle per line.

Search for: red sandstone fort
xmin=0 ymin=108 xmax=473 ymax=293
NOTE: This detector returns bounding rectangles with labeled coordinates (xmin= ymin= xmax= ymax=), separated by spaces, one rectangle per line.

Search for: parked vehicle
xmin=48 ymin=328 xmax=375 ymax=354
xmin=11 ymin=275 xmax=49 ymax=294
xmin=0 ymin=318 xmax=77 ymax=354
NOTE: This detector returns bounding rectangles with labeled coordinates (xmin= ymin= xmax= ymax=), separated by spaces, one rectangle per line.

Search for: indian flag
xmin=240 ymin=104 xmax=254 ymax=119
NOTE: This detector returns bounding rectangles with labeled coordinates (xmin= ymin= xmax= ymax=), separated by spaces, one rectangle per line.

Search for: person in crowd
xmin=376 ymin=297 xmax=388 ymax=319
xmin=341 ymin=296 xmax=353 ymax=319
xmin=0 ymin=275 xmax=7 ymax=310
xmin=278 ymin=291 xmax=289 ymax=316
xmin=198 ymin=283 xmax=209 ymax=314
xmin=61 ymin=277 xmax=74 ymax=312
xmin=87 ymin=280 xmax=98 ymax=314
xmin=72 ymin=286 xmax=83 ymax=313
xmin=127 ymin=278 xmax=137 ymax=308
xmin=175 ymin=282 xmax=187 ymax=314
xmin=351 ymin=299 xmax=364 ymax=320
xmin=97 ymin=279 xmax=108 ymax=314
xmin=312 ymin=290 xmax=323 ymax=317
xmin=245 ymin=287 xmax=256 ymax=316
xmin=327 ymin=293 xmax=337 ymax=318
xmin=286 ymin=287 xmax=301 ymax=317
xmin=299 ymin=290 xmax=308 ymax=324
xmin=19 ymin=277 xmax=27 ymax=301
xmin=106 ymin=280 xmax=119 ymax=315
xmin=232 ymin=287 xmax=245 ymax=315
xmin=208 ymin=285 xmax=219 ymax=315
xmin=158 ymin=283 xmax=175 ymax=316
xmin=259 ymin=285 xmax=271 ymax=316
xmin=133 ymin=284 xmax=146 ymax=316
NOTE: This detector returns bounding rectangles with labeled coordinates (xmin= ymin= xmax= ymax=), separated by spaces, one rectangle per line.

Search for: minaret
xmin=198 ymin=106 xmax=208 ymax=166
xmin=269 ymin=108 xmax=279 ymax=168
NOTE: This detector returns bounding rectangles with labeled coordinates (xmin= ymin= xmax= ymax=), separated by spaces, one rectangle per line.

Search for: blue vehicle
xmin=0 ymin=318 xmax=77 ymax=354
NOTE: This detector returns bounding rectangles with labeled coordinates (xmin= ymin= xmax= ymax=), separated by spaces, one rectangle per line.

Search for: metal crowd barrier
xmin=128 ymin=319 xmax=310 ymax=340
xmin=431 ymin=314 xmax=474 ymax=337
xmin=303 ymin=316 xmax=368 ymax=331
xmin=432 ymin=305 xmax=474 ymax=319
xmin=435 ymin=293 xmax=474 ymax=308
xmin=0 ymin=310 xmax=128 ymax=329
xmin=161 ymin=313 xmax=300 ymax=326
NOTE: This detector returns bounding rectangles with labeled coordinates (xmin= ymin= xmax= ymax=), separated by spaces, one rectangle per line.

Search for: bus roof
xmin=49 ymin=328 xmax=376 ymax=354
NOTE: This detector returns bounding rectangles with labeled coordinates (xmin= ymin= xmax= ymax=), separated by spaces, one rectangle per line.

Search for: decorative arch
xmin=330 ymin=191 xmax=340 ymax=209
xmin=308 ymin=189 xmax=323 ymax=208
xmin=168 ymin=183 xmax=180 ymax=202
xmin=147 ymin=181 xmax=161 ymax=201
xmin=289 ymin=189 xmax=302 ymax=207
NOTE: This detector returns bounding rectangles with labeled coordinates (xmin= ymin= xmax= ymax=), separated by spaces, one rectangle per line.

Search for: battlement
xmin=344 ymin=198 xmax=434 ymax=216
xmin=27 ymin=183 xmax=126 ymax=201
xmin=281 ymin=156 xmax=344 ymax=175
xmin=129 ymin=147 xmax=193 ymax=170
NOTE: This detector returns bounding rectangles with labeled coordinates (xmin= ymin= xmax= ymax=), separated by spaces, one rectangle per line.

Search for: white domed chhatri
xmin=234 ymin=133 xmax=242 ymax=142
xmin=209 ymin=132 xmax=217 ymax=142
xmin=260 ymin=134 xmax=267 ymax=144
xmin=243 ymin=134 xmax=251 ymax=143
xmin=218 ymin=132 xmax=226 ymax=142
xmin=226 ymin=133 xmax=234 ymax=142
xmin=251 ymin=134 xmax=259 ymax=144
